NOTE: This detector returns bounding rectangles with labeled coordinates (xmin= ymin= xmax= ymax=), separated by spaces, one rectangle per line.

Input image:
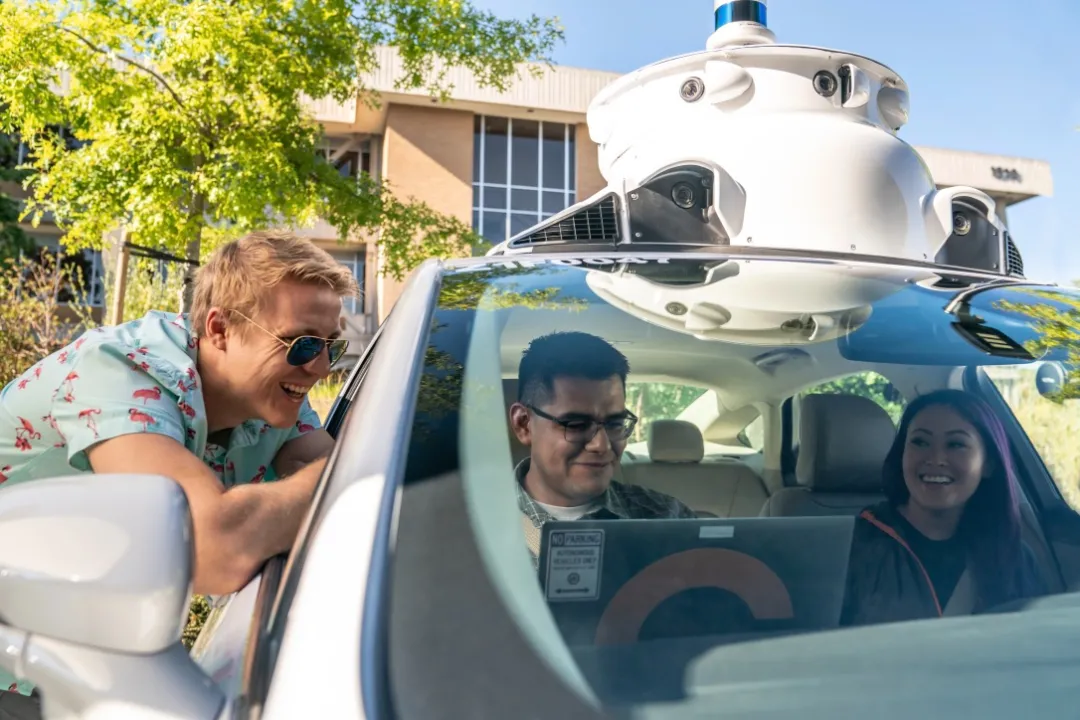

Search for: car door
xmin=194 ymin=260 xmax=439 ymax=720
xmin=188 ymin=320 xmax=387 ymax=710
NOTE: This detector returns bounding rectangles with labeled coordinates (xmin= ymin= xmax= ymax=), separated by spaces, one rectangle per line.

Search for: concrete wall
xmin=575 ymin=123 xmax=606 ymax=202
xmin=376 ymin=103 xmax=474 ymax=321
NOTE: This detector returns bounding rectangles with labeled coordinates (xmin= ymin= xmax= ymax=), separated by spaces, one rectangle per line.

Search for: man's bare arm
xmin=273 ymin=428 xmax=334 ymax=478
xmin=88 ymin=433 xmax=326 ymax=595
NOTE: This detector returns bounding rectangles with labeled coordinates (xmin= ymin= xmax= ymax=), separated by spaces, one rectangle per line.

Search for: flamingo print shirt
xmin=0 ymin=310 xmax=323 ymax=696
xmin=0 ymin=310 xmax=323 ymax=491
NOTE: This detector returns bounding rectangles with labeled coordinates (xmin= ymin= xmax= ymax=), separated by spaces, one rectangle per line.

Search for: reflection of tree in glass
xmin=413 ymin=268 xmax=587 ymax=436
xmin=994 ymin=289 xmax=1080 ymax=401
xmin=416 ymin=345 xmax=463 ymax=424
xmin=438 ymin=265 xmax=589 ymax=312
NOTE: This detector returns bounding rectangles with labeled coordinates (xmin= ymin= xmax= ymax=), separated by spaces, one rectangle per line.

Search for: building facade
xmin=1 ymin=47 xmax=1055 ymax=361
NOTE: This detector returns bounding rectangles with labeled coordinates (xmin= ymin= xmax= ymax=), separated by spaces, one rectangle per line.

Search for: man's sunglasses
xmin=232 ymin=311 xmax=350 ymax=367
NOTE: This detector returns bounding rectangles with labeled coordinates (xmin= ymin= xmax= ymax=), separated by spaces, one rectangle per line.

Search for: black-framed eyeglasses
xmin=232 ymin=310 xmax=350 ymax=368
xmin=527 ymin=405 xmax=638 ymax=444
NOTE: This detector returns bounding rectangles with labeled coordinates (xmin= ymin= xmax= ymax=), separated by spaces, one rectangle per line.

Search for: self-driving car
xmin=3 ymin=4 xmax=1079 ymax=717
xmin=6 ymin=233 xmax=1080 ymax=718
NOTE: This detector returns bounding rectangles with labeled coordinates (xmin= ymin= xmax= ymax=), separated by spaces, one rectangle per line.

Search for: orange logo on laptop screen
xmin=594 ymin=548 xmax=794 ymax=645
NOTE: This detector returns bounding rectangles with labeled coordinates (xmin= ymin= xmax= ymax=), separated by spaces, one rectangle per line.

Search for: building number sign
xmin=991 ymin=166 xmax=1022 ymax=182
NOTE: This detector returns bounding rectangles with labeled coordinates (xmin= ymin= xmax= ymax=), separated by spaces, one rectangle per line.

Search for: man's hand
xmin=88 ymin=433 xmax=327 ymax=595
xmin=273 ymin=428 xmax=334 ymax=478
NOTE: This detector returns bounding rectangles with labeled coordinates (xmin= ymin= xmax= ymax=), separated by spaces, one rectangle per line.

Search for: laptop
xmin=537 ymin=516 xmax=855 ymax=646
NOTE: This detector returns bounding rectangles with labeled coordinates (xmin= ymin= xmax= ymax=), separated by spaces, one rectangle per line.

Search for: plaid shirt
xmin=516 ymin=458 xmax=697 ymax=567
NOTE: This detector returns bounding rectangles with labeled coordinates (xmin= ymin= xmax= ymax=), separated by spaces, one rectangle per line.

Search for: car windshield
xmin=397 ymin=253 xmax=1080 ymax=712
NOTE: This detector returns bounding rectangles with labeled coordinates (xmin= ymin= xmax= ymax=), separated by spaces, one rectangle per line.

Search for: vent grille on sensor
xmin=1005 ymin=233 xmax=1024 ymax=277
xmin=509 ymin=195 xmax=620 ymax=248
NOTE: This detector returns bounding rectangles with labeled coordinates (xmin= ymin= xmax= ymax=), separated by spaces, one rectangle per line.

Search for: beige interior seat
xmin=759 ymin=394 xmax=895 ymax=517
xmin=621 ymin=419 xmax=769 ymax=518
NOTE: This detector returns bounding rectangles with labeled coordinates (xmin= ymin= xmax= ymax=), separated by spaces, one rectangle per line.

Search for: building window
xmin=1 ymin=128 xmax=84 ymax=171
xmin=472 ymin=115 xmax=577 ymax=244
xmin=317 ymin=136 xmax=372 ymax=181
xmin=330 ymin=249 xmax=364 ymax=315
xmin=24 ymin=241 xmax=105 ymax=307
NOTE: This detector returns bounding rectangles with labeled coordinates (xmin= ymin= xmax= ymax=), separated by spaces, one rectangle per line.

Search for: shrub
xmin=0 ymin=252 xmax=97 ymax=387
xmin=104 ymin=255 xmax=186 ymax=322
xmin=183 ymin=595 xmax=211 ymax=650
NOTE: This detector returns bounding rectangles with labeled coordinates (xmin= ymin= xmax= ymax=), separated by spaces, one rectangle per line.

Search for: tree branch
xmin=54 ymin=24 xmax=187 ymax=110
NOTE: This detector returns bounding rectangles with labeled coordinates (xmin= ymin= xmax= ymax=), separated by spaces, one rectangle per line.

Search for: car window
xmin=801 ymin=370 xmax=905 ymax=423
xmin=984 ymin=364 xmax=1080 ymax=510
xmin=623 ymin=382 xmax=762 ymax=456
xmin=391 ymin=256 xmax=1079 ymax=715
xmin=623 ymin=381 xmax=738 ymax=455
xmin=625 ymin=382 xmax=708 ymax=435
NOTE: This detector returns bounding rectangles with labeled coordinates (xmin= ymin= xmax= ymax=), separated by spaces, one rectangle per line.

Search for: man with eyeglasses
xmin=509 ymin=332 xmax=697 ymax=568
xmin=0 ymin=230 xmax=355 ymax=606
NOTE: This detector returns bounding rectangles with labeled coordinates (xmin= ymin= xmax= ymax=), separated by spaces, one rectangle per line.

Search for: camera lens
xmin=671 ymin=182 xmax=696 ymax=209
xmin=953 ymin=212 xmax=972 ymax=236
xmin=813 ymin=70 xmax=838 ymax=97
xmin=680 ymin=77 xmax=705 ymax=102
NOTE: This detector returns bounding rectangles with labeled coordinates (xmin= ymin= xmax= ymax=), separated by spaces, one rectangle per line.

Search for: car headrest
xmin=797 ymin=394 xmax=896 ymax=493
xmin=647 ymin=420 xmax=704 ymax=463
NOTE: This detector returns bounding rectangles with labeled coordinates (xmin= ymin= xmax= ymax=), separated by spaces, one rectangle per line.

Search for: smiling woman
xmin=841 ymin=389 xmax=1046 ymax=625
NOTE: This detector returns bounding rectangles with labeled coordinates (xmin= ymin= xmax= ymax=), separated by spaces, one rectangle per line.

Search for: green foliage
xmin=182 ymin=595 xmax=210 ymax=650
xmin=805 ymin=371 xmax=904 ymax=422
xmin=439 ymin=265 xmax=589 ymax=312
xmin=105 ymin=256 xmax=186 ymax=321
xmin=0 ymin=0 xmax=563 ymax=277
xmin=986 ymin=365 xmax=1080 ymax=510
xmin=0 ymin=132 xmax=33 ymax=262
xmin=994 ymin=288 xmax=1080 ymax=401
xmin=625 ymin=383 xmax=707 ymax=443
xmin=307 ymin=370 xmax=349 ymax=422
xmin=409 ymin=267 xmax=588 ymax=436
xmin=0 ymin=252 xmax=97 ymax=388
xmin=0 ymin=193 xmax=32 ymax=263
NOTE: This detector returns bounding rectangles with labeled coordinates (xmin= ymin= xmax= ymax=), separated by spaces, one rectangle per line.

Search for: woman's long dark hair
xmin=882 ymin=389 xmax=1024 ymax=608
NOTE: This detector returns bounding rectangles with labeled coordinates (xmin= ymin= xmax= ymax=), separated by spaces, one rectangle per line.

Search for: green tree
xmin=438 ymin=264 xmax=590 ymax=312
xmin=0 ymin=0 xmax=563 ymax=309
xmin=995 ymin=288 xmax=1080 ymax=401
xmin=0 ymin=132 xmax=33 ymax=262
xmin=805 ymin=371 xmax=904 ymax=422
xmin=412 ymin=267 xmax=589 ymax=432
xmin=625 ymin=383 xmax=708 ymax=443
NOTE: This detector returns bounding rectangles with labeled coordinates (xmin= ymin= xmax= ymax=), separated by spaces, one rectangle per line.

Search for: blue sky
xmin=473 ymin=0 xmax=1079 ymax=284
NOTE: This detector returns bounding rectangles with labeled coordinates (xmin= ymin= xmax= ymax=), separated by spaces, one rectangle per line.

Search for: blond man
xmin=0 ymin=231 xmax=357 ymax=602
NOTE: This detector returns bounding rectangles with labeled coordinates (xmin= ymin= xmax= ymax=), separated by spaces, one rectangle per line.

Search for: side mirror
xmin=1035 ymin=361 xmax=1080 ymax=402
xmin=1037 ymin=362 xmax=1066 ymax=399
xmin=0 ymin=474 xmax=224 ymax=718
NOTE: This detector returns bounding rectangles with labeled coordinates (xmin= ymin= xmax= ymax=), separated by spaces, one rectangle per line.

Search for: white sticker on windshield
xmin=699 ymin=525 xmax=736 ymax=539
xmin=545 ymin=529 xmax=604 ymax=602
